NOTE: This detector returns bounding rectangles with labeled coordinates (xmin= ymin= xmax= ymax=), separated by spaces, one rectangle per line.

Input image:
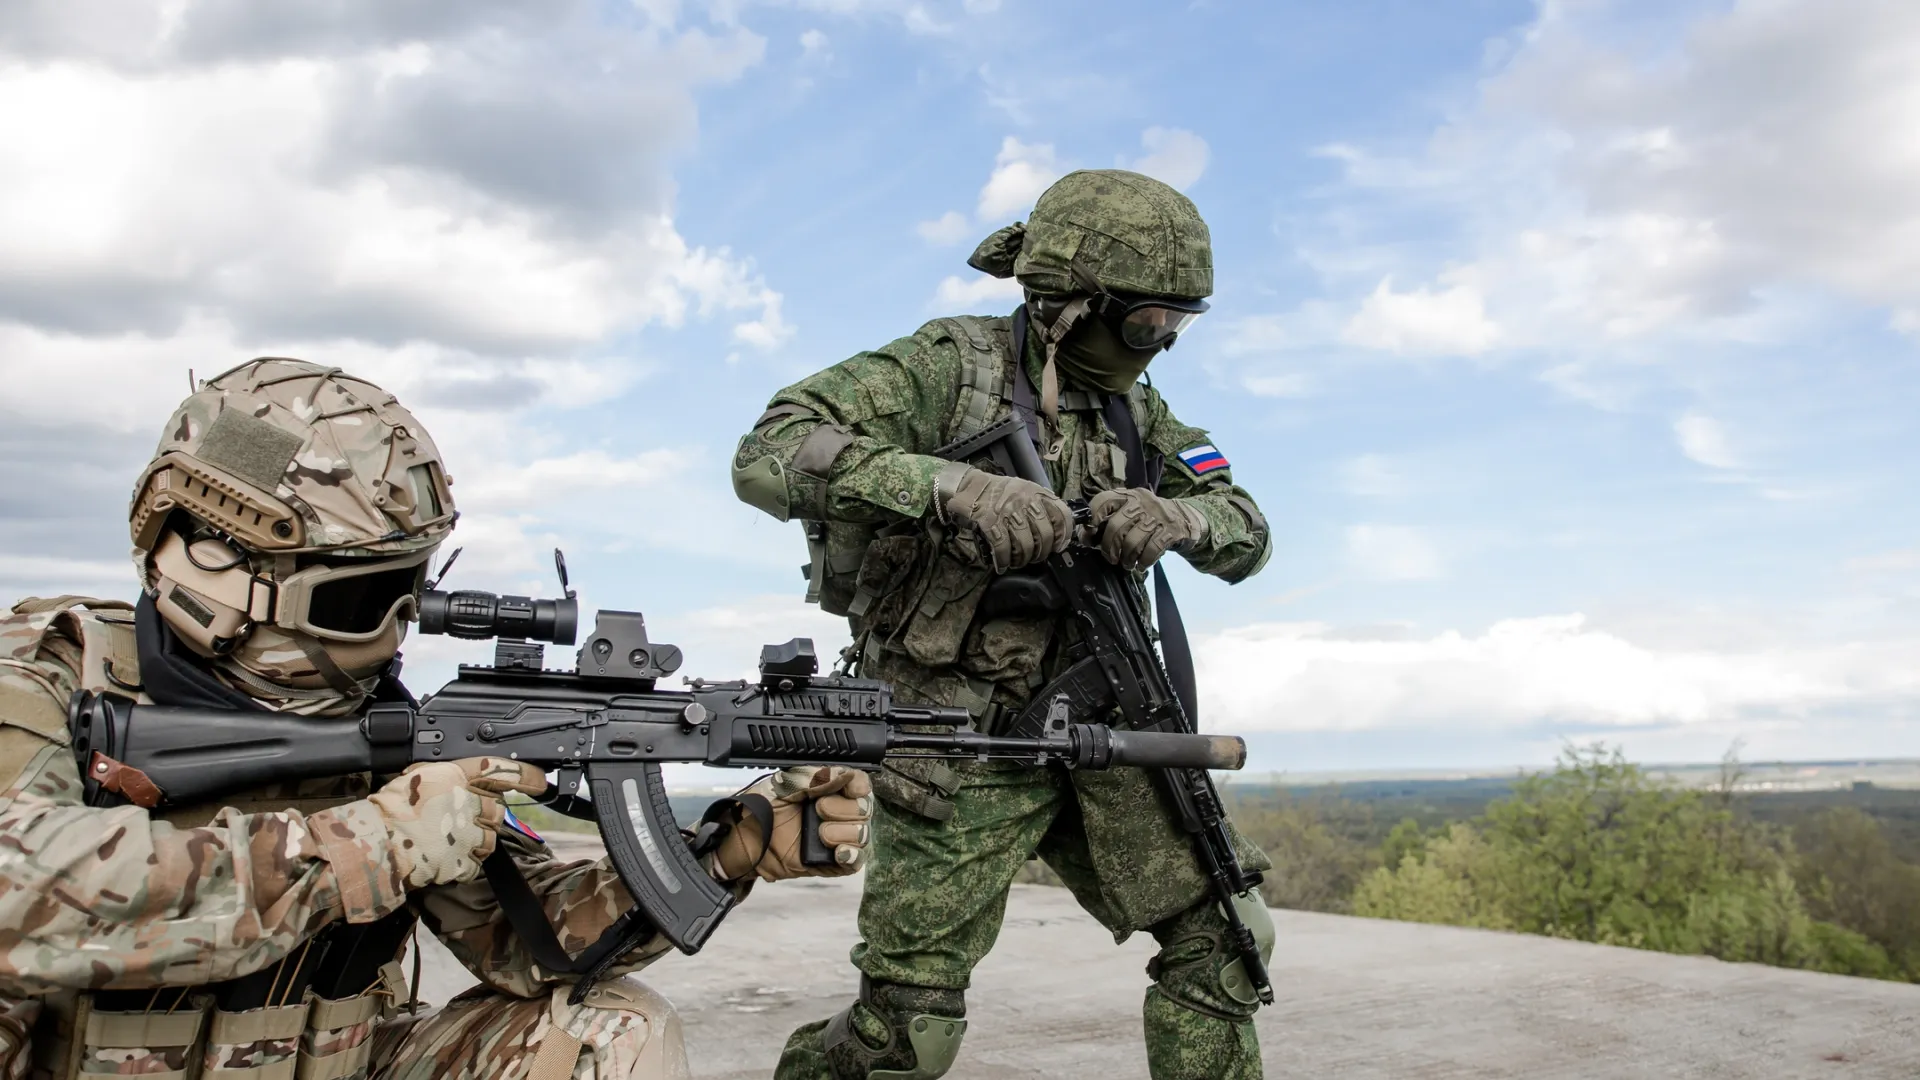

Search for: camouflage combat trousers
xmin=777 ymin=763 xmax=1263 ymax=1080
xmin=370 ymin=976 xmax=687 ymax=1080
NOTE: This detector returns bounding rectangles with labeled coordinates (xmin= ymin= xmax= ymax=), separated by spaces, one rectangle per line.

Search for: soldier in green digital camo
xmin=732 ymin=170 xmax=1277 ymax=1080
xmin=0 ymin=359 xmax=874 ymax=1080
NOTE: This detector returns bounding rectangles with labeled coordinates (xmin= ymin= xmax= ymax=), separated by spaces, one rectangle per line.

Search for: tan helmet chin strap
xmin=1033 ymin=296 xmax=1091 ymax=462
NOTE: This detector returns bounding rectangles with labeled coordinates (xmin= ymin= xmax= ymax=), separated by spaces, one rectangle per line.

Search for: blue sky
xmin=1 ymin=0 xmax=1915 ymax=775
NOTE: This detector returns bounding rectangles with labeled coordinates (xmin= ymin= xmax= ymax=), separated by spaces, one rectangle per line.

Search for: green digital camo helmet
xmin=969 ymin=169 xmax=1213 ymax=350
xmin=968 ymin=171 xmax=1215 ymax=446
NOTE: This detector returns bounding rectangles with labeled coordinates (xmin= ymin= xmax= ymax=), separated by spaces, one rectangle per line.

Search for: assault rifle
xmin=67 ymin=552 xmax=1246 ymax=998
xmin=964 ymin=404 xmax=1277 ymax=1007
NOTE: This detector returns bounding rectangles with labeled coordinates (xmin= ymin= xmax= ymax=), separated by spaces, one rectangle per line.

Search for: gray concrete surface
xmin=414 ymin=835 xmax=1920 ymax=1078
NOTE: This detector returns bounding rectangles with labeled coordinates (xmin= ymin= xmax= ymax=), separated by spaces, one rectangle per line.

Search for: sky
xmin=1 ymin=0 xmax=1916 ymax=776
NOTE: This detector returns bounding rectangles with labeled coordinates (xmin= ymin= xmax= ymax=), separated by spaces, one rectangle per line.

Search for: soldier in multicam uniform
xmin=0 ymin=359 xmax=875 ymax=1080
xmin=731 ymin=171 xmax=1276 ymax=1080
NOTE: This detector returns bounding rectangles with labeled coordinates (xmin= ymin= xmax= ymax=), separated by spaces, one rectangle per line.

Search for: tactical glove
xmin=713 ymin=766 xmax=874 ymax=882
xmin=366 ymin=757 xmax=549 ymax=889
xmin=936 ymin=463 xmax=1074 ymax=573
xmin=1088 ymin=488 xmax=1209 ymax=572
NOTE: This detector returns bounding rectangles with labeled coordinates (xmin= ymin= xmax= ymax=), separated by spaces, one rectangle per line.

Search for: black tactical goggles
xmin=1087 ymin=290 xmax=1209 ymax=350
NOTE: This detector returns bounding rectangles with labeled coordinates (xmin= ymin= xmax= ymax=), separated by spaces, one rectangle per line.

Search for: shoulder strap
xmin=934 ymin=316 xmax=1013 ymax=447
xmin=1100 ymin=396 xmax=1196 ymax=727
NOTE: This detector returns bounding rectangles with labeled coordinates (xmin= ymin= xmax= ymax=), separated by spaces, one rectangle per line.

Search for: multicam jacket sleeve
xmin=415 ymin=836 xmax=753 ymax=999
xmin=0 ymin=651 xmax=404 ymax=996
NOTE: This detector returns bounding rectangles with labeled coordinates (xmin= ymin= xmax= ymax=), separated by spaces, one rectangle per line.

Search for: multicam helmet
xmin=130 ymin=359 xmax=456 ymax=708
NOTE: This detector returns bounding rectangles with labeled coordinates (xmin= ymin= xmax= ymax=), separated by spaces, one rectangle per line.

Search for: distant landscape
xmin=514 ymin=749 xmax=1920 ymax=985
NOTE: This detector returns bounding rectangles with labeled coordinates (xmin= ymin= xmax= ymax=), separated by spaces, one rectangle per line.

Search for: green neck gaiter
xmin=1053 ymin=313 xmax=1160 ymax=393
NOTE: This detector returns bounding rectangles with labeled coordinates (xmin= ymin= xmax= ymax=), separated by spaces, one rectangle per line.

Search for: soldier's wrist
xmin=310 ymin=801 xmax=410 ymax=924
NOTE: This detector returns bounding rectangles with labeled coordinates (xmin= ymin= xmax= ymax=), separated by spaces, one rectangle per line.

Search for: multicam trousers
xmin=370 ymin=977 xmax=687 ymax=1080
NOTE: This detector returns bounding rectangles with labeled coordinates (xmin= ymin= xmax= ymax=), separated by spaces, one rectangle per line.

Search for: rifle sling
xmin=481 ymin=846 xmax=653 ymax=986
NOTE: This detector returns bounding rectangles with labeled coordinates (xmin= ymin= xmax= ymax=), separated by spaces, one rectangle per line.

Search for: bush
xmin=1350 ymin=745 xmax=1909 ymax=980
xmin=1228 ymin=795 xmax=1378 ymax=913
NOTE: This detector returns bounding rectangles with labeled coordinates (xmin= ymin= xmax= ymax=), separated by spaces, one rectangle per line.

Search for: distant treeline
xmin=1210 ymin=746 xmax=1920 ymax=982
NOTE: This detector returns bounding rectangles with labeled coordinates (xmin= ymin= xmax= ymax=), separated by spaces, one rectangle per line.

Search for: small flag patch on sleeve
xmin=503 ymin=805 xmax=543 ymax=843
xmin=1177 ymin=443 xmax=1230 ymax=475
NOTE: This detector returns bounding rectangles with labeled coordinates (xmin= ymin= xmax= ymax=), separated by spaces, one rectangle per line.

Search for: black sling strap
xmin=1008 ymin=304 xmax=1203 ymax=729
xmin=1100 ymin=393 xmax=1202 ymax=730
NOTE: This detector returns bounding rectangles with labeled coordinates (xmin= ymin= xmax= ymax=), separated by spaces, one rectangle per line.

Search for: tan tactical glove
xmin=367 ymin=757 xmax=548 ymax=889
xmin=1089 ymin=488 xmax=1209 ymax=572
xmin=936 ymin=462 xmax=1074 ymax=573
xmin=712 ymin=766 xmax=874 ymax=883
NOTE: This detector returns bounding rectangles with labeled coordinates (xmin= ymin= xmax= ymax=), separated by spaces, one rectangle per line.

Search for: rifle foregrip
xmin=1104 ymin=730 xmax=1246 ymax=771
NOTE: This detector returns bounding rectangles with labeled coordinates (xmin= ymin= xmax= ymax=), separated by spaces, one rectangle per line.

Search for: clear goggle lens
xmin=1116 ymin=304 xmax=1204 ymax=349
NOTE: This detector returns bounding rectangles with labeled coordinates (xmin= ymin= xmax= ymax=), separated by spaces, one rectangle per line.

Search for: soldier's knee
xmin=1148 ymin=892 xmax=1274 ymax=1022
xmin=559 ymin=976 xmax=689 ymax=1078
xmin=821 ymin=977 xmax=967 ymax=1080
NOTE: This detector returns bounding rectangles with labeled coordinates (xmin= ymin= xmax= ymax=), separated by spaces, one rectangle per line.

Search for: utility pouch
xmin=203 ymin=1001 xmax=310 ymax=1080
xmin=849 ymin=533 xmax=921 ymax=628
xmin=872 ymin=758 xmax=962 ymax=823
xmin=296 ymin=973 xmax=393 ymax=1080
xmin=0 ymin=996 xmax=37 ymax=1080
xmin=76 ymin=993 xmax=212 ymax=1080
xmin=897 ymin=553 xmax=990 ymax=668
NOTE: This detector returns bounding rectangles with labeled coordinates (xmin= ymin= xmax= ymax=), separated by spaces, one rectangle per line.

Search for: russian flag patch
xmin=1177 ymin=443 xmax=1229 ymax=476
xmin=503 ymin=805 xmax=543 ymax=843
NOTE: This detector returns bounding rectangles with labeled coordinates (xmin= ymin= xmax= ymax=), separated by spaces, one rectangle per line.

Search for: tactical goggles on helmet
xmin=1090 ymin=291 xmax=1209 ymax=350
xmin=1062 ymin=262 xmax=1209 ymax=350
xmin=154 ymin=532 xmax=435 ymax=644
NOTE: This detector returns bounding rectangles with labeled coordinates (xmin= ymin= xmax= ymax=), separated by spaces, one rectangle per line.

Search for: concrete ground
xmin=414 ymin=835 xmax=1920 ymax=1079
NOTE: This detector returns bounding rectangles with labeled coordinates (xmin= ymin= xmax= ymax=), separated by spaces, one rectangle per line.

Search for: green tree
xmin=1352 ymin=744 xmax=1899 ymax=979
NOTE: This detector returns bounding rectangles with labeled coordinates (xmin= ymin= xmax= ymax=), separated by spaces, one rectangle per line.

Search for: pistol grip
xmin=800 ymin=798 xmax=835 ymax=867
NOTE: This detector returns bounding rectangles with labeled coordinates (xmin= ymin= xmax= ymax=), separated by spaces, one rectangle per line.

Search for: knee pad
xmin=821 ymin=977 xmax=967 ymax=1080
xmin=1148 ymin=892 xmax=1275 ymax=1022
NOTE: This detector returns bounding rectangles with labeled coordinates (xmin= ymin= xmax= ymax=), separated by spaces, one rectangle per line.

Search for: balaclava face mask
xmin=1053 ymin=307 xmax=1162 ymax=394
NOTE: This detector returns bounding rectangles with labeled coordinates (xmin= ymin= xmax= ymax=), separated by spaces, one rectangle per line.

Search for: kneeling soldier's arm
xmin=0 ymin=679 xmax=405 ymax=995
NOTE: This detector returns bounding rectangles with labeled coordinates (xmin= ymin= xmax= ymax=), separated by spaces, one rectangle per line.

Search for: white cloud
xmin=933 ymin=273 xmax=1025 ymax=309
xmin=1341 ymin=454 xmax=1406 ymax=497
xmin=1307 ymin=0 xmax=1920 ymax=353
xmin=916 ymin=210 xmax=973 ymax=246
xmin=1124 ymin=126 xmax=1209 ymax=191
xmin=1341 ymin=275 xmax=1500 ymax=357
xmin=976 ymin=136 xmax=1061 ymax=221
xmin=798 ymin=28 xmax=829 ymax=58
xmin=1199 ymin=614 xmax=1920 ymax=736
xmin=0 ymin=3 xmax=783 ymax=387
xmin=1345 ymin=525 xmax=1444 ymax=581
xmin=1674 ymin=411 xmax=1741 ymax=470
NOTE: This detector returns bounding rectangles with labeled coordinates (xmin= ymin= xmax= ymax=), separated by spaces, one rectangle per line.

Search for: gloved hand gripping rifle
xmin=67 ymin=552 xmax=1246 ymax=999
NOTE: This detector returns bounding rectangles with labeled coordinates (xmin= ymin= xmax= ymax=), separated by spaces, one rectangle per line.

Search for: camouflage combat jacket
xmin=0 ymin=597 xmax=672 ymax=1080
xmin=733 ymin=313 xmax=1273 ymax=930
